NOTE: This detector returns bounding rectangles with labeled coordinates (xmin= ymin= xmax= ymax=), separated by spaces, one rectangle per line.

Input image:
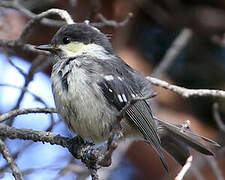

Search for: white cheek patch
xmin=108 ymin=89 xmax=113 ymax=92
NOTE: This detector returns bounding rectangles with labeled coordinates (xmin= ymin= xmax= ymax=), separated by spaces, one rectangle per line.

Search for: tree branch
xmin=0 ymin=39 xmax=47 ymax=55
xmin=0 ymin=122 xmax=117 ymax=180
xmin=0 ymin=1 xmax=65 ymax=27
xmin=0 ymin=123 xmax=70 ymax=147
xmin=147 ymin=77 xmax=225 ymax=98
xmin=0 ymin=139 xmax=23 ymax=180
xmin=0 ymin=3 xmax=224 ymax=180
xmin=0 ymin=108 xmax=56 ymax=122
xmin=0 ymin=142 xmax=32 ymax=175
xmin=92 ymin=13 xmax=133 ymax=28
xmin=0 ymin=83 xmax=48 ymax=105
xmin=18 ymin=8 xmax=74 ymax=43
xmin=152 ymin=28 xmax=192 ymax=78
xmin=206 ymin=156 xmax=224 ymax=180
xmin=213 ymin=103 xmax=225 ymax=133
xmin=12 ymin=55 xmax=48 ymax=110
xmin=0 ymin=4 xmax=74 ymax=54
xmin=175 ymin=156 xmax=193 ymax=180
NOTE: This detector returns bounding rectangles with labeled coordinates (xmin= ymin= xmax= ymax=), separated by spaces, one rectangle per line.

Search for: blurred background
xmin=0 ymin=0 xmax=225 ymax=179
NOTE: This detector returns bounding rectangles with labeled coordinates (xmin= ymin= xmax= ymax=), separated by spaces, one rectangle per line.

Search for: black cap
xmin=51 ymin=23 xmax=113 ymax=52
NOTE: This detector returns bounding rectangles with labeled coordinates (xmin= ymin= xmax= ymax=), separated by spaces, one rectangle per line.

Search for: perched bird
xmin=36 ymin=22 xmax=219 ymax=171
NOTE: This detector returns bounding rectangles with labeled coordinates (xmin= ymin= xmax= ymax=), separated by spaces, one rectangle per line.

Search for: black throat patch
xmin=58 ymin=70 xmax=71 ymax=92
xmin=57 ymin=57 xmax=77 ymax=92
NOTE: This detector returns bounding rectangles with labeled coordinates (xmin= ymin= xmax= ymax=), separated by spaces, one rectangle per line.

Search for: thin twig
xmin=0 ymin=1 xmax=65 ymax=27
xmin=0 ymin=5 xmax=74 ymax=52
xmin=0 ymin=142 xmax=32 ymax=174
xmin=206 ymin=156 xmax=224 ymax=180
xmin=0 ymin=108 xmax=56 ymax=122
xmin=92 ymin=13 xmax=133 ymax=28
xmin=12 ymin=55 xmax=46 ymax=110
xmin=175 ymin=156 xmax=193 ymax=180
xmin=5 ymin=54 xmax=27 ymax=77
xmin=213 ymin=103 xmax=225 ymax=133
xmin=0 ymin=139 xmax=23 ymax=180
xmin=56 ymin=162 xmax=89 ymax=180
xmin=32 ymin=8 xmax=74 ymax=25
xmin=190 ymin=166 xmax=205 ymax=180
xmin=147 ymin=77 xmax=225 ymax=98
xmin=152 ymin=28 xmax=192 ymax=78
xmin=0 ymin=39 xmax=48 ymax=54
xmin=0 ymin=83 xmax=48 ymax=107
xmin=18 ymin=8 xmax=74 ymax=42
xmin=98 ymin=140 xmax=132 ymax=180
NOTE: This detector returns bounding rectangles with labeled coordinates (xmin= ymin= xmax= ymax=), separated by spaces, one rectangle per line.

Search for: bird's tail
xmin=154 ymin=117 xmax=220 ymax=166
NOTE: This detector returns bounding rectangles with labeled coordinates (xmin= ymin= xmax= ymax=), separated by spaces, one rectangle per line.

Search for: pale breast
xmin=51 ymin=61 xmax=115 ymax=142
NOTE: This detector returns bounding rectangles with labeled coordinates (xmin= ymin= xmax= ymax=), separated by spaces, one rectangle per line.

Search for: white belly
xmin=51 ymin=62 xmax=115 ymax=142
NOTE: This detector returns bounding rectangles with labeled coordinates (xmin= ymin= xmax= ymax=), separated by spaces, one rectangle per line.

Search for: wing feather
xmin=126 ymin=101 xmax=168 ymax=171
xmin=98 ymin=74 xmax=168 ymax=171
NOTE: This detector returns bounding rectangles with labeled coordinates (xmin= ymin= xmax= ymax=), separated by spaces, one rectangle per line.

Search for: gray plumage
xmin=35 ymin=23 xmax=219 ymax=171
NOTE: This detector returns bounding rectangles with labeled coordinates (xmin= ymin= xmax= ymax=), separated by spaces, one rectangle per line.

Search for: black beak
xmin=35 ymin=44 xmax=60 ymax=52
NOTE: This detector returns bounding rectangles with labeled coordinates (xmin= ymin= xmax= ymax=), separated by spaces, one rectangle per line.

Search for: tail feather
xmin=164 ymin=126 xmax=214 ymax=155
xmin=154 ymin=117 xmax=219 ymax=164
xmin=145 ymin=140 xmax=169 ymax=172
xmin=158 ymin=127 xmax=190 ymax=166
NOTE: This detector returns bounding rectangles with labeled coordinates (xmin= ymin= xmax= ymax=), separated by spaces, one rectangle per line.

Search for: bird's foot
xmin=68 ymin=135 xmax=94 ymax=159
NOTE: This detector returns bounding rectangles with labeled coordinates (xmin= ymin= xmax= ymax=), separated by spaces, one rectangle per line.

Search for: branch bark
xmin=0 ymin=1 xmax=65 ymax=27
xmin=0 ymin=122 xmax=117 ymax=180
xmin=147 ymin=77 xmax=225 ymax=98
xmin=0 ymin=108 xmax=56 ymax=122
xmin=0 ymin=139 xmax=23 ymax=180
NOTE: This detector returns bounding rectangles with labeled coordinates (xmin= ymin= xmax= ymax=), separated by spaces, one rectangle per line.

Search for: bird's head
xmin=35 ymin=23 xmax=113 ymax=58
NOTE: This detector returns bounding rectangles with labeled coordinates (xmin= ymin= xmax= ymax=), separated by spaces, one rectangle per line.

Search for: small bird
xmin=36 ymin=22 xmax=219 ymax=171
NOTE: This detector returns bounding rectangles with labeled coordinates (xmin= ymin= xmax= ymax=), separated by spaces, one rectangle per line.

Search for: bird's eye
xmin=63 ymin=37 xmax=71 ymax=44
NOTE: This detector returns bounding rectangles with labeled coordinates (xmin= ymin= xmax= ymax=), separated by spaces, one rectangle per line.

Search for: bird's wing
xmin=98 ymin=73 xmax=168 ymax=171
